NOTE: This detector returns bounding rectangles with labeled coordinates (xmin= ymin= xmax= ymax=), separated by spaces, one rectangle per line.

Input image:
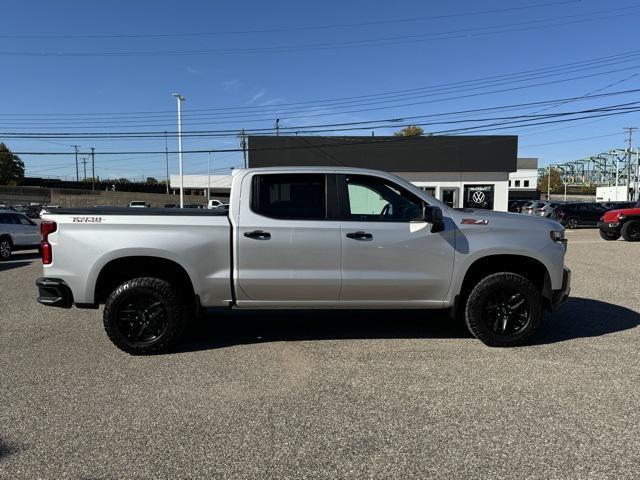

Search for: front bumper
xmin=550 ymin=267 xmax=571 ymax=311
xmin=36 ymin=277 xmax=73 ymax=308
xmin=597 ymin=221 xmax=620 ymax=234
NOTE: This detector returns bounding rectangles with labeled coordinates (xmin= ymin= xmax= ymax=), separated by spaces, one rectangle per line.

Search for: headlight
xmin=550 ymin=230 xmax=567 ymax=244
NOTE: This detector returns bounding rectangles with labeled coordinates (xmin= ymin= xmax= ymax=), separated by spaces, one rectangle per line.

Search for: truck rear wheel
xmin=103 ymin=277 xmax=187 ymax=355
xmin=621 ymin=220 xmax=640 ymax=242
xmin=465 ymin=272 xmax=542 ymax=347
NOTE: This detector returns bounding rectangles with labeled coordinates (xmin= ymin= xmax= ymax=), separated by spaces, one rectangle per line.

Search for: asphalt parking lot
xmin=1 ymin=228 xmax=639 ymax=479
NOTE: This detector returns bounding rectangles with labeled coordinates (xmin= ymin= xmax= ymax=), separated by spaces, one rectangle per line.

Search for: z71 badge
xmin=72 ymin=217 xmax=103 ymax=223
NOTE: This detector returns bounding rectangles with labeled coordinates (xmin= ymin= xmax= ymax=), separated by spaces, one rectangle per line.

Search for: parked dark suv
xmin=551 ymin=202 xmax=608 ymax=228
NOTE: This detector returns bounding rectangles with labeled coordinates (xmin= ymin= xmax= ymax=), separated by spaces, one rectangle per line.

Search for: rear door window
xmin=251 ymin=174 xmax=327 ymax=220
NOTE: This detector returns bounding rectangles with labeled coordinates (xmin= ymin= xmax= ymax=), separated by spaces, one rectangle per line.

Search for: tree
xmin=394 ymin=125 xmax=424 ymax=137
xmin=0 ymin=143 xmax=25 ymax=185
xmin=537 ymin=168 xmax=565 ymax=194
xmin=146 ymin=177 xmax=158 ymax=185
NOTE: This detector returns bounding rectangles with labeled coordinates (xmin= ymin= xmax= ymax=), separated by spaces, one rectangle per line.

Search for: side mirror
xmin=423 ymin=205 xmax=445 ymax=233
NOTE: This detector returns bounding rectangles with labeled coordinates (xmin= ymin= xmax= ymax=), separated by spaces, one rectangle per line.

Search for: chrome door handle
xmin=244 ymin=230 xmax=271 ymax=240
xmin=346 ymin=231 xmax=373 ymax=240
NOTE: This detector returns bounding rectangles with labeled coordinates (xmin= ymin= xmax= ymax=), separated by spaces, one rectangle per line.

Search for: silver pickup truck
xmin=36 ymin=167 xmax=570 ymax=354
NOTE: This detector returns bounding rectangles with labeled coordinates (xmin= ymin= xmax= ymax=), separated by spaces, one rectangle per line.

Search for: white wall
xmin=397 ymin=171 xmax=510 ymax=211
xmin=596 ymin=186 xmax=631 ymax=202
xmin=508 ymin=168 xmax=537 ymax=189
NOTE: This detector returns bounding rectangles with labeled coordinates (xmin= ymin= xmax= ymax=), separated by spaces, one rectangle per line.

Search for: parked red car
xmin=597 ymin=201 xmax=640 ymax=241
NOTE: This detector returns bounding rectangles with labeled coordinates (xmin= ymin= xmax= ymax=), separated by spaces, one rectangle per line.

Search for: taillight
xmin=40 ymin=221 xmax=57 ymax=265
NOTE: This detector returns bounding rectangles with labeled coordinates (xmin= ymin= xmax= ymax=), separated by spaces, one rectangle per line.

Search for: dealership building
xmin=172 ymin=135 xmax=540 ymax=211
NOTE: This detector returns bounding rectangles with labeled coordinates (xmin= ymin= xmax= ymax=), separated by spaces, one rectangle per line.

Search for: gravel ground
xmin=0 ymin=228 xmax=639 ymax=479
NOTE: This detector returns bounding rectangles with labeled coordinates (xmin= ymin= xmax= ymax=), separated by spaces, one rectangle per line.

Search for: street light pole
xmin=164 ymin=131 xmax=170 ymax=195
xmin=173 ymin=93 xmax=186 ymax=208
xmin=547 ymin=166 xmax=551 ymax=200
xmin=207 ymin=151 xmax=211 ymax=202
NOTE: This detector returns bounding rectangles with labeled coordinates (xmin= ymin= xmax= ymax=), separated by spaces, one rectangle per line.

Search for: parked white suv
xmin=0 ymin=210 xmax=41 ymax=260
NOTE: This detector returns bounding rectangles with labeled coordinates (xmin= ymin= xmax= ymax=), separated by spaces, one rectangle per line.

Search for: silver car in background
xmin=522 ymin=200 xmax=562 ymax=217
xmin=0 ymin=210 xmax=41 ymax=260
xmin=537 ymin=201 xmax=564 ymax=217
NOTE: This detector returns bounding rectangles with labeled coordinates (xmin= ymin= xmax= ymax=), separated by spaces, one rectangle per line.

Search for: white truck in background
xmin=37 ymin=167 xmax=570 ymax=354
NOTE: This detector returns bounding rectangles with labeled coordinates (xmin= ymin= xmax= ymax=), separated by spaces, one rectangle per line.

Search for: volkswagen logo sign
xmin=472 ymin=191 xmax=486 ymax=204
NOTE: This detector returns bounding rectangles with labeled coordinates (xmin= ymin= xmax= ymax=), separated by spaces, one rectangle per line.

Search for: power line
xmin=4 ymin=64 xmax=640 ymax=131
xmin=3 ymin=6 xmax=639 ymax=57
xmin=0 ymin=1 xmax=579 ymax=39
xmin=3 ymin=93 xmax=640 ymax=139
xmin=11 ymin=105 xmax=640 ymax=156
xmin=5 ymin=47 xmax=640 ymax=120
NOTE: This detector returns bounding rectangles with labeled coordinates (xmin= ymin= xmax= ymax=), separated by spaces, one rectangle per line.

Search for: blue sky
xmin=2 ymin=0 xmax=640 ymax=181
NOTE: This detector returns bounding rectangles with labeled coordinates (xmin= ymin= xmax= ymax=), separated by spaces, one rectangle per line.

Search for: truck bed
xmin=41 ymin=207 xmax=233 ymax=306
xmin=47 ymin=207 xmax=227 ymax=216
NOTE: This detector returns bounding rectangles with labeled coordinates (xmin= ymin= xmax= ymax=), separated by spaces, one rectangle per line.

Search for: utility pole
xmin=90 ymin=147 xmax=96 ymax=191
xmin=239 ymin=129 xmax=247 ymax=168
xmin=82 ymin=157 xmax=87 ymax=181
xmin=73 ymin=145 xmax=79 ymax=182
xmin=547 ymin=165 xmax=551 ymax=200
xmin=624 ymin=127 xmax=637 ymax=200
xmin=275 ymin=118 xmax=280 ymax=136
xmin=164 ymin=131 xmax=170 ymax=195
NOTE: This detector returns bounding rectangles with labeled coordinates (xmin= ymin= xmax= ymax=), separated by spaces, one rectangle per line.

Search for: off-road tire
xmin=0 ymin=237 xmax=12 ymax=261
xmin=465 ymin=272 xmax=542 ymax=347
xmin=103 ymin=277 xmax=187 ymax=355
xmin=621 ymin=220 xmax=640 ymax=242
xmin=599 ymin=230 xmax=620 ymax=241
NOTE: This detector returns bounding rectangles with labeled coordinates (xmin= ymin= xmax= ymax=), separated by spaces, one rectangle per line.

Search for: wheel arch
xmin=455 ymin=253 xmax=553 ymax=311
xmin=0 ymin=233 xmax=14 ymax=245
xmin=94 ymin=256 xmax=198 ymax=309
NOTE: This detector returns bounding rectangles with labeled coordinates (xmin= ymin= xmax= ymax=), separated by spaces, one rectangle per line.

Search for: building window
xmin=508 ymin=180 xmax=511 ymax=187
xmin=463 ymin=185 xmax=494 ymax=210
xmin=417 ymin=186 xmax=436 ymax=197
xmin=515 ymin=180 xmax=521 ymax=187
xmin=524 ymin=180 xmax=530 ymax=187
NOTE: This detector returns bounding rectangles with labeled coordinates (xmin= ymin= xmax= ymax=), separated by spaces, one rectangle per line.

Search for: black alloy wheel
xmin=464 ymin=272 xmax=542 ymax=347
xmin=115 ymin=294 xmax=168 ymax=345
xmin=103 ymin=277 xmax=187 ymax=355
xmin=482 ymin=289 xmax=531 ymax=336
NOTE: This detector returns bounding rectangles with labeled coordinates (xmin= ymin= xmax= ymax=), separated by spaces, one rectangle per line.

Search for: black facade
xmin=248 ymin=135 xmax=518 ymax=173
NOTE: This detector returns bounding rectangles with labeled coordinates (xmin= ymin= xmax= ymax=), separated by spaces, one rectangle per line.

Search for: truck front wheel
xmin=103 ymin=277 xmax=187 ymax=355
xmin=464 ymin=273 xmax=542 ymax=347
